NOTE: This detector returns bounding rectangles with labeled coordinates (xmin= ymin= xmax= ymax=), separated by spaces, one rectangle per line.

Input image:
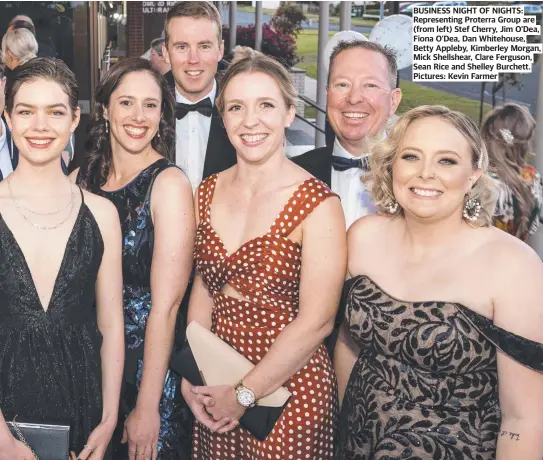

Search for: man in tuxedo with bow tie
xmin=293 ymin=41 xmax=402 ymax=358
xmin=162 ymin=1 xmax=236 ymax=191
xmin=293 ymin=40 xmax=402 ymax=229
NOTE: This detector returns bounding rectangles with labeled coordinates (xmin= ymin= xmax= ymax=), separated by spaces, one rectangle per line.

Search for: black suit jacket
xmin=291 ymin=144 xmax=333 ymax=187
xmin=164 ymin=70 xmax=237 ymax=179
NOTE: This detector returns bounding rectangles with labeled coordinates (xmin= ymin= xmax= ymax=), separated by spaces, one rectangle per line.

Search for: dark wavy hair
xmin=481 ymin=103 xmax=536 ymax=237
xmin=5 ymin=57 xmax=79 ymax=117
xmin=79 ymin=57 xmax=175 ymax=190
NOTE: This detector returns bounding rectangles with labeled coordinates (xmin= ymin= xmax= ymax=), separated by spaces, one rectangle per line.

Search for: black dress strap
xmin=143 ymin=159 xmax=182 ymax=210
xmin=455 ymin=304 xmax=543 ymax=373
xmin=78 ymin=185 xmax=84 ymax=203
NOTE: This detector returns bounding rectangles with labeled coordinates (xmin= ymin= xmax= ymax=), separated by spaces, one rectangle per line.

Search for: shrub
xmin=222 ymin=23 xmax=299 ymax=68
xmin=270 ymin=3 xmax=307 ymax=37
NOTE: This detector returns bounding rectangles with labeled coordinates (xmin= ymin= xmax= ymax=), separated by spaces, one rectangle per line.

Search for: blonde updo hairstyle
xmin=215 ymin=46 xmax=297 ymax=114
xmin=370 ymin=105 xmax=498 ymax=227
xmin=1 ymin=28 xmax=38 ymax=67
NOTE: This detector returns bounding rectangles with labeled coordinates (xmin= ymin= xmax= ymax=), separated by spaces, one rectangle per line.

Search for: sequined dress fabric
xmin=192 ymin=174 xmax=338 ymax=460
xmin=0 ymin=201 xmax=104 ymax=452
xmin=336 ymin=275 xmax=543 ymax=460
xmin=88 ymin=159 xmax=192 ymax=458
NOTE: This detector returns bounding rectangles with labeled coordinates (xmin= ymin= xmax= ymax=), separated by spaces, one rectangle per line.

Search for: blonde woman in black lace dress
xmin=335 ymin=105 xmax=543 ymax=460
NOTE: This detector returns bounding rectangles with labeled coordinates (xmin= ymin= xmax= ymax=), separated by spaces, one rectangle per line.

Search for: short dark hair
xmin=328 ymin=40 xmax=398 ymax=89
xmin=150 ymin=38 xmax=164 ymax=56
xmin=10 ymin=19 xmax=36 ymax=36
xmin=5 ymin=57 xmax=78 ymax=118
xmin=164 ymin=1 xmax=222 ymax=45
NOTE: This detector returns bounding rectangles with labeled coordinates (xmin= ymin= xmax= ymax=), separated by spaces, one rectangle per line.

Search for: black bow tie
xmin=175 ymin=98 xmax=213 ymax=120
xmin=331 ymin=155 xmax=370 ymax=172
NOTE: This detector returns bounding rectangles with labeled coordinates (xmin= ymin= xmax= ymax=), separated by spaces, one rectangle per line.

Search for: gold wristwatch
xmin=234 ymin=380 xmax=256 ymax=408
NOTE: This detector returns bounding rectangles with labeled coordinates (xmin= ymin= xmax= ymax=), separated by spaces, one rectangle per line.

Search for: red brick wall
xmin=127 ymin=2 xmax=144 ymax=57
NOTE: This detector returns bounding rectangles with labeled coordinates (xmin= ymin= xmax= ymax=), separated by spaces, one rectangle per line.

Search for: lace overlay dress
xmin=192 ymin=174 xmax=338 ymax=460
xmin=336 ymin=275 xmax=543 ymax=460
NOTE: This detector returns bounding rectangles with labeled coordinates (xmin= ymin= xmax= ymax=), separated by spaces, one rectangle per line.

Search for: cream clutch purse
xmin=170 ymin=321 xmax=291 ymax=440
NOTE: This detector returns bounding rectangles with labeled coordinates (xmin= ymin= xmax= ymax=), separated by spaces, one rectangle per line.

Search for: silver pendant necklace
xmin=8 ymin=175 xmax=76 ymax=231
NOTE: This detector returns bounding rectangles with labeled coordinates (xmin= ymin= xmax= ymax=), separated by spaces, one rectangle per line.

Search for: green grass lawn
xmin=295 ymin=30 xmax=492 ymax=122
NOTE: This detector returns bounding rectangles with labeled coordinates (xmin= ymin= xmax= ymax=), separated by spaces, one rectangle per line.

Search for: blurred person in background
xmin=7 ymin=15 xmax=57 ymax=58
xmin=149 ymin=38 xmax=170 ymax=75
xmin=481 ymin=102 xmax=543 ymax=241
xmin=1 ymin=28 xmax=38 ymax=72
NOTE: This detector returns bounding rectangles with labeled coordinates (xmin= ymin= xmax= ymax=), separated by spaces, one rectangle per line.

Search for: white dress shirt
xmin=175 ymin=80 xmax=217 ymax=191
xmin=0 ymin=120 xmax=13 ymax=181
xmin=331 ymin=139 xmax=375 ymax=229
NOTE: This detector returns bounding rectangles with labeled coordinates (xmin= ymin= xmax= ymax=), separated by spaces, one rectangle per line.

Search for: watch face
xmin=237 ymin=388 xmax=255 ymax=407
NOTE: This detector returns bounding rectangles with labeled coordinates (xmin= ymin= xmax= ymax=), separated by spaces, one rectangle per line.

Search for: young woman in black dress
xmin=0 ymin=58 xmax=124 ymax=460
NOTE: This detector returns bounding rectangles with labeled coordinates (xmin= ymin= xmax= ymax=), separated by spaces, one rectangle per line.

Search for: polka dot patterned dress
xmin=192 ymin=174 xmax=338 ymax=460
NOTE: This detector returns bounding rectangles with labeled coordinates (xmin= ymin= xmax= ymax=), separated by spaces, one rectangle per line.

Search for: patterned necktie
xmin=331 ymin=155 xmax=370 ymax=172
xmin=175 ymin=97 xmax=213 ymax=120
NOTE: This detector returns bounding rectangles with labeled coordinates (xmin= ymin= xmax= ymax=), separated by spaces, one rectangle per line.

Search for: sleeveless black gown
xmin=0 ymin=190 xmax=105 ymax=454
xmin=83 ymin=158 xmax=192 ymax=459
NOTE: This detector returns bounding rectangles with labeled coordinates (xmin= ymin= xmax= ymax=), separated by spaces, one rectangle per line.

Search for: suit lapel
xmin=323 ymin=144 xmax=333 ymax=187
xmin=202 ymin=86 xmax=237 ymax=179
xmin=202 ymin=105 xmax=237 ymax=179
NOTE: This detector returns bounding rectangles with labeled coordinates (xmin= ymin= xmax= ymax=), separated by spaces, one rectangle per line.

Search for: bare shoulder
xmin=348 ymin=214 xmax=393 ymax=249
xmin=80 ymin=189 xmax=120 ymax=235
xmin=478 ymin=227 xmax=543 ymax=288
xmin=347 ymin=214 xmax=394 ymax=276
xmin=152 ymin=165 xmax=191 ymax=190
xmin=482 ymin=226 xmax=541 ymax=267
xmin=150 ymin=166 xmax=193 ymax=208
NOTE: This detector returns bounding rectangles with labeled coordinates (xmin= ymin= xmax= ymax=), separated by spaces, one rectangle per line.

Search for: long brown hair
xmin=79 ymin=57 xmax=175 ymax=191
xmin=480 ymin=103 xmax=536 ymax=237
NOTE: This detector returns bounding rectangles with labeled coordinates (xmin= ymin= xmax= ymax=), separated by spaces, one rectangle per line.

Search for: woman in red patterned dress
xmin=181 ymin=47 xmax=347 ymax=460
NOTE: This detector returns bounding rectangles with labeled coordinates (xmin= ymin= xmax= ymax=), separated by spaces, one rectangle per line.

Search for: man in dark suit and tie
xmin=162 ymin=1 xmax=236 ymax=191
xmin=293 ymin=40 xmax=402 ymax=229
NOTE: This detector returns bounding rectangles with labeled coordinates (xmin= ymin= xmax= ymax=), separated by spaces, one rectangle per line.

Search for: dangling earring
xmin=385 ymin=199 xmax=399 ymax=214
xmin=105 ymin=119 xmax=109 ymax=134
xmin=10 ymin=137 xmax=14 ymax=160
xmin=463 ymin=192 xmax=481 ymax=221
xmin=69 ymin=134 xmax=74 ymax=162
xmin=157 ymin=130 xmax=160 ymax=139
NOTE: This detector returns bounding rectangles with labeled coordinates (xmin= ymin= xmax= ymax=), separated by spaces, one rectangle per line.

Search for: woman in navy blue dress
xmin=76 ymin=58 xmax=195 ymax=459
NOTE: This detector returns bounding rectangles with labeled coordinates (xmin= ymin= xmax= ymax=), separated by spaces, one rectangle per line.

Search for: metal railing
xmin=295 ymin=95 xmax=326 ymax=134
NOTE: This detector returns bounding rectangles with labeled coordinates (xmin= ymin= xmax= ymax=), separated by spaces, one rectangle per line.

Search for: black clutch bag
xmin=170 ymin=322 xmax=291 ymax=441
xmin=7 ymin=417 xmax=70 ymax=460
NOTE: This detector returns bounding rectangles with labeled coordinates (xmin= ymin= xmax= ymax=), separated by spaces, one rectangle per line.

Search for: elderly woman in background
xmin=1 ymin=28 xmax=38 ymax=71
xmin=335 ymin=105 xmax=543 ymax=459
xmin=481 ymin=102 xmax=542 ymax=241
